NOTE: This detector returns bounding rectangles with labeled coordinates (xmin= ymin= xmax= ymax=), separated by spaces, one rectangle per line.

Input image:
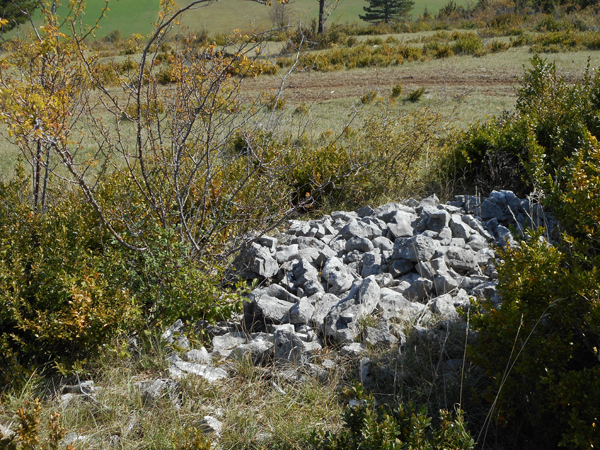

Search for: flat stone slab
xmin=169 ymin=361 xmax=228 ymax=382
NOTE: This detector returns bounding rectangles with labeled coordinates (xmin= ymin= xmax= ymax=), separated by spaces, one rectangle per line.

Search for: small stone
xmin=275 ymin=244 xmax=300 ymax=264
xmin=372 ymin=236 xmax=394 ymax=251
xmin=449 ymin=214 xmax=473 ymax=240
xmin=59 ymin=393 xmax=78 ymax=409
xmin=135 ymin=378 xmax=180 ymax=407
xmin=356 ymin=276 xmax=381 ymax=313
xmin=359 ymin=357 xmax=373 ymax=385
xmin=389 ymin=258 xmax=414 ymax=278
xmin=346 ymin=236 xmax=374 ymax=253
xmin=387 ymin=212 xmax=413 ymax=239
xmin=340 ymin=342 xmax=365 ymax=356
xmin=62 ymin=433 xmax=90 ymax=446
xmin=404 ymin=277 xmax=433 ymax=303
xmin=356 ymin=205 xmax=374 ymax=217
xmin=289 ymin=298 xmax=316 ymax=325
xmin=0 ymin=424 xmax=15 ymax=439
xmin=315 ymin=245 xmax=337 ymax=268
xmin=322 ymin=359 xmax=337 ymax=370
xmin=169 ymin=361 xmax=228 ymax=382
xmin=445 ymin=247 xmax=478 ymax=272
xmin=392 ymin=235 xmax=440 ymax=262
xmin=227 ymin=339 xmax=273 ymax=365
xmin=176 ymin=335 xmax=190 ymax=351
xmin=340 ymin=220 xmax=370 ymax=240
xmin=378 ymin=291 xmax=425 ymax=321
xmin=312 ymin=293 xmax=341 ymax=330
xmin=480 ymin=199 xmax=504 ymax=220
xmin=364 ymin=326 xmax=399 ymax=348
xmin=291 ymin=236 xmax=326 ymax=250
xmin=199 ymin=416 xmax=223 ymax=436
xmin=274 ymin=329 xmax=308 ymax=365
xmin=322 ymin=257 xmax=354 ymax=295
xmin=427 ymin=209 xmax=450 ymax=232
xmin=434 ymin=273 xmax=459 ymax=296
xmin=161 ymin=319 xmax=184 ymax=345
xmin=298 ymin=247 xmax=321 ymax=263
xmin=428 ymin=294 xmax=458 ymax=319
xmin=212 ymin=332 xmax=247 ymax=358
xmin=416 ymin=261 xmax=435 ymax=280
xmin=266 ymin=284 xmax=301 ymax=303
xmin=184 ymin=348 xmax=211 ymax=364
xmin=257 ymin=235 xmax=278 ymax=252
xmin=361 ymin=251 xmax=382 ymax=277
xmin=61 ymin=380 xmax=95 ymax=395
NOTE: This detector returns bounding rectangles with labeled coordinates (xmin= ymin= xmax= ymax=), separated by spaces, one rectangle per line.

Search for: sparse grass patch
xmin=0 ymin=335 xmax=349 ymax=450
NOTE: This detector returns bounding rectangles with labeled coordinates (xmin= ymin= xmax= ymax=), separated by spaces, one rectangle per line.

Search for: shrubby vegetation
xmin=310 ymin=385 xmax=474 ymax=449
xmin=455 ymin=55 xmax=600 ymax=196
xmin=2 ymin=0 xmax=600 ymax=448
xmin=460 ymin=57 xmax=600 ymax=448
xmin=0 ymin=1 xmax=449 ymax=391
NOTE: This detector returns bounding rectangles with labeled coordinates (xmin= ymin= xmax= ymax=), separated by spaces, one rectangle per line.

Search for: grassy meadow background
xmin=49 ymin=0 xmax=468 ymax=37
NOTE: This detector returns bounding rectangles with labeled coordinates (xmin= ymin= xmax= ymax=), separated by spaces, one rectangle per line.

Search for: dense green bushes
xmin=463 ymin=56 xmax=600 ymax=449
xmin=470 ymin=231 xmax=600 ymax=449
xmin=0 ymin=167 xmax=244 ymax=390
xmin=455 ymin=55 xmax=600 ymax=196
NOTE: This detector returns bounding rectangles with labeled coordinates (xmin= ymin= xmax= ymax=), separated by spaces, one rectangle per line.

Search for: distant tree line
xmin=438 ymin=0 xmax=600 ymax=18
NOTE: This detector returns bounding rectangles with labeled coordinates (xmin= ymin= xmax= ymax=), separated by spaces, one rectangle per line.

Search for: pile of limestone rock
xmin=156 ymin=190 xmax=550 ymax=385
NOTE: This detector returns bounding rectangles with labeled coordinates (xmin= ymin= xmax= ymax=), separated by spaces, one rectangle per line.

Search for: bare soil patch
xmin=242 ymin=48 xmax=600 ymax=105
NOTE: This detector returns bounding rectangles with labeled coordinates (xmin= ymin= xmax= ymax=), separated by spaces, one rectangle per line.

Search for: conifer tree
xmin=359 ymin=0 xmax=414 ymax=23
xmin=0 ymin=0 xmax=41 ymax=32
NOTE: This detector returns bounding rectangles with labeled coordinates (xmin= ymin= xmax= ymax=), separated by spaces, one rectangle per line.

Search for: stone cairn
xmin=156 ymin=190 xmax=550 ymax=381
xmin=55 ymin=190 xmax=550 ymax=444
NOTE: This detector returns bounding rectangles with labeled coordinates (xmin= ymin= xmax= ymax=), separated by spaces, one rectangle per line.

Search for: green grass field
xmin=54 ymin=0 xmax=160 ymax=37
xmin=47 ymin=0 xmax=466 ymax=38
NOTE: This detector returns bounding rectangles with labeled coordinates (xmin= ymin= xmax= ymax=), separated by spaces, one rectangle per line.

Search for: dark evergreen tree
xmin=0 ymin=0 xmax=41 ymax=32
xmin=359 ymin=0 xmax=414 ymax=23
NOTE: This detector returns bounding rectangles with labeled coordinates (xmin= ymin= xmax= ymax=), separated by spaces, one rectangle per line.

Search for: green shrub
xmin=470 ymin=226 xmax=600 ymax=449
xmin=360 ymin=89 xmax=380 ymax=104
xmin=0 ymin=170 xmax=141 ymax=388
xmin=293 ymin=102 xmax=310 ymax=116
xmin=467 ymin=56 xmax=600 ymax=450
xmin=454 ymin=116 xmax=536 ymax=195
xmin=536 ymin=15 xmax=571 ymax=32
xmin=406 ymin=87 xmax=426 ymax=102
xmin=309 ymin=385 xmax=475 ymax=450
xmin=423 ymin=41 xmax=454 ymax=58
xmin=157 ymin=66 xmax=177 ymax=84
xmin=0 ymin=166 xmax=244 ymax=390
xmin=390 ymin=83 xmax=403 ymax=98
xmin=451 ymin=32 xmax=485 ymax=55
xmin=454 ymin=55 xmax=600 ymax=195
xmin=487 ymin=39 xmax=509 ymax=52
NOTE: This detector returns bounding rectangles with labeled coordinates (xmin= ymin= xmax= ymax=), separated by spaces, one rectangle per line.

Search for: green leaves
xmin=310 ymin=388 xmax=474 ymax=450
